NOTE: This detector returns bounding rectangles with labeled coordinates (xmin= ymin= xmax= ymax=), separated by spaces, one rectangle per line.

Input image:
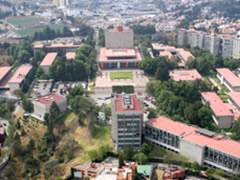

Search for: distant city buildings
xmin=145 ymin=116 xmax=240 ymax=173
xmin=111 ymin=94 xmax=143 ymax=149
xmin=177 ymin=28 xmax=240 ymax=59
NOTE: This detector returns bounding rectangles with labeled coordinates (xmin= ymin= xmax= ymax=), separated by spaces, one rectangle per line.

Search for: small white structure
xmin=32 ymin=94 xmax=67 ymax=121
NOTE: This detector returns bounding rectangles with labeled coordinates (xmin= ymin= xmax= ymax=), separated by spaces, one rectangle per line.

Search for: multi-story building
xmin=32 ymin=94 xmax=67 ymax=122
xmin=145 ymin=116 xmax=240 ymax=173
xmin=233 ymin=38 xmax=240 ymax=59
xmin=105 ymin=26 xmax=133 ymax=49
xmin=111 ymin=94 xmax=143 ymax=149
xmin=228 ymin=92 xmax=240 ymax=114
xmin=98 ymin=27 xmax=143 ymax=70
xmin=8 ymin=64 xmax=32 ymax=93
xmin=216 ymin=68 xmax=240 ymax=92
xmin=201 ymin=92 xmax=233 ymax=129
xmin=220 ymin=35 xmax=233 ymax=59
xmin=169 ymin=69 xmax=202 ymax=82
xmin=40 ymin=53 xmax=58 ymax=74
xmin=210 ymin=35 xmax=220 ymax=56
xmin=177 ymin=29 xmax=188 ymax=46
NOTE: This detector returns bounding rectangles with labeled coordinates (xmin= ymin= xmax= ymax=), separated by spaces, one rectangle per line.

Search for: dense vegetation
xmin=49 ymin=44 xmax=97 ymax=81
xmin=186 ymin=48 xmax=240 ymax=75
xmin=131 ymin=25 xmax=156 ymax=35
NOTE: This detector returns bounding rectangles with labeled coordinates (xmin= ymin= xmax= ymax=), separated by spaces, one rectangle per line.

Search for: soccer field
xmin=7 ymin=16 xmax=44 ymax=26
xmin=110 ymin=72 xmax=133 ymax=80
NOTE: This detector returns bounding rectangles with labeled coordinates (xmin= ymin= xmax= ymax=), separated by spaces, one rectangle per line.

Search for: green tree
xmin=133 ymin=153 xmax=148 ymax=165
xmin=118 ymin=154 xmax=124 ymax=168
xmin=147 ymin=108 xmax=157 ymax=119
xmin=104 ymin=106 xmax=111 ymax=121
xmin=122 ymin=145 xmax=135 ymax=161
xmin=191 ymin=161 xmax=201 ymax=173
xmin=141 ymin=143 xmax=151 ymax=155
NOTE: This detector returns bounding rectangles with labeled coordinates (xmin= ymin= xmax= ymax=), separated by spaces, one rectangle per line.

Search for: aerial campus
xmin=0 ymin=0 xmax=240 ymax=180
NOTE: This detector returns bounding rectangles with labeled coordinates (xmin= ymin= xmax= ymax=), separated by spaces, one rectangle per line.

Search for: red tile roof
xmin=201 ymin=92 xmax=233 ymax=117
xmin=216 ymin=68 xmax=240 ymax=87
xmin=147 ymin=116 xmax=240 ymax=158
xmin=99 ymin=47 xmax=143 ymax=62
xmin=177 ymin=49 xmax=195 ymax=62
xmin=40 ymin=53 xmax=58 ymax=66
xmin=115 ymin=94 xmax=142 ymax=112
xmin=65 ymin=52 xmax=76 ymax=60
xmin=146 ymin=116 xmax=198 ymax=137
xmin=8 ymin=64 xmax=32 ymax=83
xmin=160 ymin=51 xmax=173 ymax=59
xmin=151 ymin=43 xmax=176 ymax=51
xmin=170 ymin=69 xmax=202 ymax=82
xmin=105 ymin=48 xmax=136 ymax=58
xmin=225 ymin=103 xmax=240 ymax=121
xmin=0 ymin=66 xmax=11 ymax=81
xmin=36 ymin=94 xmax=66 ymax=105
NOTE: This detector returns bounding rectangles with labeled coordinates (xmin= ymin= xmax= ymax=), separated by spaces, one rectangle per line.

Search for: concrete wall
xmin=180 ymin=139 xmax=204 ymax=165
xmin=40 ymin=65 xmax=50 ymax=74
xmin=233 ymin=38 xmax=240 ymax=59
xmin=215 ymin=115 xmax=232 ymax=129
xmin=9 ymin=82 xmax=20 ymax=93
xmin=105 ymin=30 xmax=133 ymax=49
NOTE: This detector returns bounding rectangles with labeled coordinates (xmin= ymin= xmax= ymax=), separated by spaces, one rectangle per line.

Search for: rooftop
xmin=0 ymin=66 xmax=11 ymax=81
xmin=160 ymin=51 xmax=173 ymax=59
xmin=216 ymin=68 xmax=240 ymax=87
xmin=73 ymin=162 xmax=103 ymax=172
xmin=40 ymin=52 xmax=58 ymax=66
xmin=228 ymin=91 xmax=240 ymax=107
xmin=8 ymin=64 xmax=32 ymax=84
xmin=35 ymin=94 xmax=66 ymax=105
xmin=115 ymin=94 xmax=142 ymax=112
xmin=177 ymin=49 xmax=195 ymax=62
xmin=137 ymin=165 xmax=153 ymax=176
xmin=65 ymin=52 xmax=76 ymax=60
xmin=148 ymin=116 xmax=240 ymax=158
xmin=151 ymin=43 xmax=176 ymax=51
xmin=201 ymin=92 xmax=233 ymax=117
xmin=34 ymin=43 xmax=82 ymax=49
xmin=170 ymin=69 xmax=202 ymax=82
xmin=146 ymin=116 xmax=198 ymax=137
xmin=99 ymin=47 xmax=142 ymax=62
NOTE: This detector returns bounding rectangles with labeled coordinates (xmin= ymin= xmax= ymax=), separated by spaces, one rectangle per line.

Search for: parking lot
xmin=32 ymin=80 xmax=52 ymax=98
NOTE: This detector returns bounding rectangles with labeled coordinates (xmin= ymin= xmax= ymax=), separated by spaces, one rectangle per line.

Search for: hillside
xmin=1 ymin=112 xmax=113 ymax=180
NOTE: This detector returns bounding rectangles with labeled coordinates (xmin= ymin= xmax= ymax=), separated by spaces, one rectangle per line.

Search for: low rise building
xmin=40 ymin=52 xmax=58 ymax=74
xmin=176 ymin=49 xmax=195 ymax=63
xmin=137 ymin=165 xmax=153 ymax=180
xmin=72 ymin=162 xmax=104 ymax=179
xmin=111 ymin=94 xmax=143 ymax=149
xmin=201 ymin=92 xmax=233 ymax=129
xmin=117 ymin=162 xmax=137 ymax=180
xmin=145 ymin=116 xmax=240 ymax=173
xmin=216 ymin=68 xmax=240 ymax=92
xmin=32 ymin=94 xmax=67 ymax=121
xmin=98 ymin=47 xmax=143 ymax=69
xmin=8 ymin=64 xmax=32 ymax=92
xmin=65 ymin=52 xmax=76 ymax=60
xmin=228 ymin=92 xmax=240 ymax=121
xmin=169 ymin=69 xmax=202 ymax=82
xmin=162 ymin=167 xmax=185 ymax=180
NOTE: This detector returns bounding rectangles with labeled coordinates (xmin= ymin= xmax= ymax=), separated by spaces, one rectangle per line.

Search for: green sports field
xmin=15 ymin=24 xmax=65 ymax=36
xmin=7 ymin=16 xmax=45 ymax=26
xmin=110 ymin=72 xmax=133 ymax=80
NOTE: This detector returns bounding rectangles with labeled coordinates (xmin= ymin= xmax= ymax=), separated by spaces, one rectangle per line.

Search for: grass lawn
xmin=110 ymin=72 xmax=133 ymax=80
xmin=15 ymin=24 xmax=65 ymax=36
xmin=7 ymin=16 xmax=44 ymax=26
xmin=213 ymin=77 xmax=229 ymax=92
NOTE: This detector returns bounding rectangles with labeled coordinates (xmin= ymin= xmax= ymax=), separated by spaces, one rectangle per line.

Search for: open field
xmin=15 ymin=24 xmax=65 ymax=36
xmin=110 ymin=72 xmax=133 ymax=80
xmin=7 ymin=16 xmax=45 ymax=26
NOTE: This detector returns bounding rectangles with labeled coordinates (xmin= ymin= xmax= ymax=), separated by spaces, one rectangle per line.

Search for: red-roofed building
xmin=98 ymin=47 xmax=143 ymax=69
xmin=228 ymin=92 xmax=240 ymax=119
xmin=177 ymin=49 xmax=195 ymax=62
xmin=145 ymin=116 xmax=240 ymax=173
xmin=111 ymin=94 xmax=143 ymax=149
xmin=65 ymin=52 xmax=76 ymax=60
xmin=216 ymin=68 xmax=240 ymax=92
xmin=40 ymin=53 xmax=58 ymax=74
xmin=201 ymin=92 xmax=233 ymax=129
xmin=32 ymin=94 xmax=67 ymax=121
xmin=34 ymin=43 xmax=82 ymax=55
xmin=8 ymin=64 xmax=32 ymax=92
xmin=170 ymin=69 xmax=202 ymax=82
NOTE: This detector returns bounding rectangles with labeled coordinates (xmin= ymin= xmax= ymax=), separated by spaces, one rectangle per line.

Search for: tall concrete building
xmin=177 ymin=29 xmax=188 ymax=46
xmin=111 ymin=94 xmax=143 ymax=149
xmin=233 ymin=38 xmax=240 ymax=59
xmin=105 ymin=26 xmax=133 ymax=49
xmin=210 ymin=35 xmax=220 ymax=56
xmin=220 ymin=36 xmax=233 ymax=59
